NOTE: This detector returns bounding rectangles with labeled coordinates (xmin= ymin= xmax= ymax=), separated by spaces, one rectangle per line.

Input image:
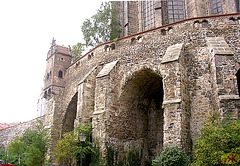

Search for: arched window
xmin=44 ymin=91 xmax=47 ymax=98
xmin=48 ymin=88 xmax=51 ymax=94
xmin=46 ymin=73 xmax=50 ymax=80
xmin=58 ymin=71 xmax=63 ymax=78
xmin=237 ymin=69 xmax=240 ymax=96
xmin=110 ymin=43 xmax=115 ymax=50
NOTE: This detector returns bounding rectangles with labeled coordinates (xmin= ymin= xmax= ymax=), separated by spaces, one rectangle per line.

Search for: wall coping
xmin=67 ymin=12 xmax=240 ymax=69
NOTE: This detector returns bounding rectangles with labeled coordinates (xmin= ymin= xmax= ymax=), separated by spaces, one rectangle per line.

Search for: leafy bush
xmin=4 ymin=121 xmax=51 ymax=166
xmin=55 ymin=122 xmax=93 ymax=165
xmin=192 ymin=114 xmax=240 ymax=166
xmin=152 ymin=146 xmax=190 ymax=166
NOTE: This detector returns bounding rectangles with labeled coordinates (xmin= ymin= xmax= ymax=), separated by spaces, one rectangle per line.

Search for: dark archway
xmin=237 ymin=69 xmax=240 ymax=96
xmin=111 ymin=68 xmax=164 ymax=164
xmin=62 ymin=92 xmax=78 ymax=135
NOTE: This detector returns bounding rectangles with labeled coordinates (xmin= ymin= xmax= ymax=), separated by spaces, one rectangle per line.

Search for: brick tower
xmin=43 ymin=38 xmax=72 ymax=98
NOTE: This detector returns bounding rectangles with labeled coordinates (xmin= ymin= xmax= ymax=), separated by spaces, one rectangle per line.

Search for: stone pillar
xmin=161 ymin=43 xmax=185 ymax=147
xmin=92 ymin=61 xmax=118 ymax=154
xmin=75 ymin=66 xmax=97 ymax=127
xmin=207 ymin=37 xmax=240 ymax=118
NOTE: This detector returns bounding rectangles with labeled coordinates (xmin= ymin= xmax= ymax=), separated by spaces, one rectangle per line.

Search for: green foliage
xmin=192 ymin=114 xmax=240 ymax=166
xmin=125 ymin=149 xmax=141 ymax=166
xmin=55 ymin=122 xmax=93 ymax=165
xmin=6 ymin=121 xmax=51 ymax=166
xmin=81 ymin=2 xmax=121 ymax=47
xmin=152 ymin=146 xmax=190 ymax=166
xmin=8 ymin=136 xmax=24 ymax=155
xmin=71 ymin=42 xmax=86 ymax=62
xmin=90 ymin=144 xmax=105 ymax=166
xmin=0 ymin=147 xmax=18 ymax=165
xmin=55 ymin=131 xmax=76 ymax=165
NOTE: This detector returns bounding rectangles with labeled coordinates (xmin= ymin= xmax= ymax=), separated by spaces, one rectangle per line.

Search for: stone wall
xmin=1 ymin=13 xmax=239 ymax=165
xmin=43 ymin=13 xmax=240 ymax=164
xmin=0 ymin=116 xmax=45 ymax=147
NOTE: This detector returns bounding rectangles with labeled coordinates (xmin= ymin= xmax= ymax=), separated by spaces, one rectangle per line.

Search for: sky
xmin=0 ymin=0 xmax=103 ymax=123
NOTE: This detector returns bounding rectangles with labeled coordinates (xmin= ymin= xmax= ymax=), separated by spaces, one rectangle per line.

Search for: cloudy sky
xmin=0 ymin=0 xmax=103 ymax=123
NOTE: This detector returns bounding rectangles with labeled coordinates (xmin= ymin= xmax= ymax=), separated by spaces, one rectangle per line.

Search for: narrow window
xmin=236 ymin=0 xmax=239 ymax=12
xmin=48 ymin=88 xmax=51 ymax=94
xmin=58 ymin=71 xmax=63 ymax=78
xmin=44 ymin=91 xmax=47 ymax=98
xmin=142 ymin=1 xmax=156 ymax=31
xmin=237 ymin=69 xmax=240 ymax=96
xmin=46 ymin=73 xmax=50 ymax=80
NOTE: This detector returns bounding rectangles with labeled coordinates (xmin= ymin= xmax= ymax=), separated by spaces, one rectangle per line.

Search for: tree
xmin=7 ymin=121 xmax=51 ymax=166
xmin=192 ymin=114 xmax=240 ymax=166
xmin=55 ymin=131 xmax=77 ymax=165
xmin=81 ymin=2 xmax=121 ymax=47
xmin=71 ymin=42 xmax=86 ymax=62
xmin=55 ymin=123 xmax=92 ymax=166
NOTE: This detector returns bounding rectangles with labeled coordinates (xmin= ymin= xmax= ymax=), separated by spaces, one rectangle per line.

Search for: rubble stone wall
xmin=0 ymin=116 xmax=45 ymax=147
xmin=0 ymin=13 xmax=239 ymax=164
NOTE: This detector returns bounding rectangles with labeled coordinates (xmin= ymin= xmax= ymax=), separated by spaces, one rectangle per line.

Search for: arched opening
xmin=110 ymin=43 xmax=115 ymax=50
xmin=131 ymin=37 xmax=136 ymax=44
xmin=237 ymin=69 xmax=240 ymax=96
xmin=62 ymin=92 xmax=78 ymax=135
xmin=48 ymin=88 xmax=51 ymax=94
xmin=111 ymin=69 xmax=164 ymax=164
xmin=58 ymin=71 xmax=63 ymax=78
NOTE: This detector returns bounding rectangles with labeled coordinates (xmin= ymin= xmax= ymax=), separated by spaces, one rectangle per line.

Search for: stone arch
xmin=110 ymin=68 xmax=164 ymax=163
xmin=62 ymin=92 xmax=78 ymax=135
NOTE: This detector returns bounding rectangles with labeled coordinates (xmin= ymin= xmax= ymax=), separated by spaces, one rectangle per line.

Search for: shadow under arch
xmin=237 ymin=69 xmax=240 ymax=96
xmin=111 ymin=68 xmax=164 ymax=164
xmin=62 ymin=92 xmax=78 ymax=135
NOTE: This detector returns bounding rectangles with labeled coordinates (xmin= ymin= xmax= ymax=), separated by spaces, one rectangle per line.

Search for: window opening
xmin=167 ymin=0 xmax=185 ymax=23
xmin=143 ymin=1 xmax=156 ymax=31
xmin=210 ymin=0 xmax=222 ymax=15
xmin=47 ymin=73 xmax=50 ymax=80
xmin=48 ymin=88 xmax=51 ymax=94
xmin=110 ymin=43 xmax=116 ymax=50
xmin=44 ymin=91 xmax=47 ymax=98
xmin=58 ymin=71 xmax=63 ymax=78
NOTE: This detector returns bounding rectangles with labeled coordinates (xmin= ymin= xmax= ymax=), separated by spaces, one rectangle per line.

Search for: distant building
xmin=37 ymin=88 xmax=46 ymax=117
xmin=114 ymin=0 xmax=240 ymax=37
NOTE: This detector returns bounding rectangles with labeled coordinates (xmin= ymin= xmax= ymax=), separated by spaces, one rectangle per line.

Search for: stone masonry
xmin=0 ymin=13 xmax=239 ymax=165
xmin=41 ymin=13 xmax=239 ymax=164
xmin=0 ymin=116 xmax=45 ymax=147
